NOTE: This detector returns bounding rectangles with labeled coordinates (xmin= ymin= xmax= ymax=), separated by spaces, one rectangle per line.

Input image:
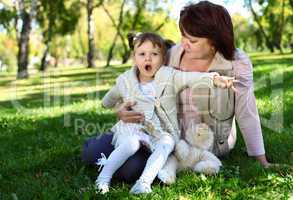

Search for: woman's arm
xmin=233 ymin=50 xmax=270 ymax=167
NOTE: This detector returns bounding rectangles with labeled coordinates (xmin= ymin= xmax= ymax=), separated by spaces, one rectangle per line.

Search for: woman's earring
xmin=212 ymin=47 xmax=216 ymax=54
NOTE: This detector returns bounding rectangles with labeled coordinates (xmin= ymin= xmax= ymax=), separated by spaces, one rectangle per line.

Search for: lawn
xmin=0 ymin=53 xmax=292 ymax=200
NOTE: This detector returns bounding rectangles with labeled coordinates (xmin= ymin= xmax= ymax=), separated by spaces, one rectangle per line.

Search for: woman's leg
xmin=114 ymin=145 xmax=150 ymax=182
xmin=81 ymin=132 xmax=151 ymax=182
xmin=81 ymin=131 xmax=114 ymax=165
xmin=130 ymin=135 xmax=175 ymax=194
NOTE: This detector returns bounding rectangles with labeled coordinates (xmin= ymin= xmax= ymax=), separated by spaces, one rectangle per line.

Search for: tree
xmin=85 ymin=0 xmax=104 ymax=68
xmin=36 ymin=0 xmax=80 ymax=71
xmin=0 ymin=0 xmax=37 ymax=78
xmin=0 ymin=3 xmax=15 ymax=30
xmin=246 ymin=0 xmax=293 ymax=53
xmin=102 ymin=0 xmax=127 ymax=66
xmin=102 ymin=0 xmax=171 ymax=66
xmin=120 ymin=0 xmax=170 ymax=63
xmin=15 ymin=0 xmax=37 ymax=79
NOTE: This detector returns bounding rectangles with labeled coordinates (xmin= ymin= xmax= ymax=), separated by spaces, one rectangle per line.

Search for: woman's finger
xmin=121 ymin=112 xmax=145 ymax=123
xmin=231 ymin=85 xmax=238 ymax=93
xmin=118 ymin=109 xmax=144 ymax=123
xmin=125 ymin=115 xmax=145 ymax=123
xmin=226 ymin=80 xmax=233 ymax=88
xmin=123 ymin=110 xmax=144 ymax=118
xmin=124 ymin=101 xmax=137 ymax=110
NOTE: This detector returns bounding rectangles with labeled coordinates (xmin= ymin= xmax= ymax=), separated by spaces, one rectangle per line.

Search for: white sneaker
xmin=130 ymin=180 xmax=152 ymax=194
xmin=95 ymin=179 xmax=109 ymax=194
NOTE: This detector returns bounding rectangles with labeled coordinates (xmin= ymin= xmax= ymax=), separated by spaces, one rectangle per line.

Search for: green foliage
xmin=0 ymin=33 xmax=17 ymax=72
xmin=0 ymin=53 xmax=292 ymax=199
xmin=244 ymin=0 xmax=293 ymax=52
xmin=36 ymin=0 xmax=80 ymax=37
xmin=0 ymin=0 xmax=180 ymax=69
xmin=0 ymin=7 xmax=16 ymax=30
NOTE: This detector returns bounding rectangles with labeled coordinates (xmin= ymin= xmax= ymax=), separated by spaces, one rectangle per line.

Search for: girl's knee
xmin=160 ymin=135 xmax=175 ymax=148
xmin=120 ymin=138 xmax=140 ymax=155
xmin=157 ymin=135 xmax=175 ymax=154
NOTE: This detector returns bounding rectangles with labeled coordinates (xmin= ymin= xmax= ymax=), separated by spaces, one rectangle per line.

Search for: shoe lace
xmin=95 ymin=153 xmax=107 ymax=171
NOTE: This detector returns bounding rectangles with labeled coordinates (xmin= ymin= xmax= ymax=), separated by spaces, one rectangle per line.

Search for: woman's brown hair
xmin=179 ymin=1 xmax=235 ymax=60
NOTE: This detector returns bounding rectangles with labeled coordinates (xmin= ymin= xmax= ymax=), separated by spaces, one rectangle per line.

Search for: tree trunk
xmin=276 ymin=0 xmax=286 ymax=53
xmin=120 ymin=0 xmax=146 ymax=64
xmin=17 ymin=11 xmax=30 ymax=79
xmin=54 ymin=56 xmax=59 ymax=68
xmin=248 ymin=0 xmax=275 ymax=52
xmin=102 ymin=4 xmax=128 ymax=65
xmin=17 ymin=0 xmax=31 ymax=79
xmin=40 ymin=16 xmax=53 ymax=71
xmin=106 ymin=34 xmax=118 ymax=66
xmin=87 ymin=0 xmax=96 ymax=68
xmin=121 ymin=51 xmax=130 ymax=64
xmin=40 ymin=43 xmax=50 ymax=71
xmin=16 ymin=0 xmax=36 ymax=79
xmin=104 ymin=0 xmax=126 ymax=67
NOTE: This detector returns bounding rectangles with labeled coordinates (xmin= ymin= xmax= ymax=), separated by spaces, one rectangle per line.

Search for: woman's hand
xmin=213 ymin=75 xmax=238 ymax=92
xmin=255 ymin=154 xmax=271 ymax=168
xmin=116 ymin=101 xmax=145 ymax=123
xmin=255 ymin=154 xmax=289 ymax=169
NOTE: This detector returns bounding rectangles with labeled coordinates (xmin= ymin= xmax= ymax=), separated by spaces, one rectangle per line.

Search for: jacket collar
xmin=171 ymin=44 xmax=233 ymax=72
xmin=209 ymin=52 xmax=233 ymax=71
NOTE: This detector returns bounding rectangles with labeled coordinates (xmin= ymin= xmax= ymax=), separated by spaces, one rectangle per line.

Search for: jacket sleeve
xmin=102 ymin=83 xmax=122 ymax=109
xmin=173 ymin=69 xmax=216 ymax=94
xmin=233 ymin=50 xmax=265 ymax=156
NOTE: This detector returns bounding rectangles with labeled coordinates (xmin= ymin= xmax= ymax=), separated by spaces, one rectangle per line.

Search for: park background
xmin=0 ymin=0 xmax=292 ymax=199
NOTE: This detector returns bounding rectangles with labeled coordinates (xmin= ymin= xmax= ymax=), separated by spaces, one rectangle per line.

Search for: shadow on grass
xmin=0 ymin=110 xmax=116 ymax=168
xmin=0 ymin=65 xmax=130 ymax=88
xmin=0 ymin=89 xmax=109 ymax=111
xmin=252 ymin=57 xmax=293 ymax=67
xmin=0 ymin=109 xmax=118 ymax=198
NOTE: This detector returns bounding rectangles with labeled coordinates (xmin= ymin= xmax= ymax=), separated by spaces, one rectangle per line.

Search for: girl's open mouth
xmin=144 ymin=64 xmax=152 ymax=72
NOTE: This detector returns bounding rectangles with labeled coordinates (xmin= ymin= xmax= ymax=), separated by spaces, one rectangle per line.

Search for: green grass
xmin=0 ymin=55 xmax=293 ymax=200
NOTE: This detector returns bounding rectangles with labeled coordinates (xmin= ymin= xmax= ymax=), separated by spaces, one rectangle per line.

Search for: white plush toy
xmin=158 ymin=123 xmax=222 ymax=184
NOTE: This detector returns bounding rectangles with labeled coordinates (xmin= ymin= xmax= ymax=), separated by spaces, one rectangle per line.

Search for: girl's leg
xmin=81 ymin=132 xmax=151 ymax=182
xmin=96 ymin=137 xmax=140 ymax=193
xmin=130 ymin=135 xmax=175 ymax=194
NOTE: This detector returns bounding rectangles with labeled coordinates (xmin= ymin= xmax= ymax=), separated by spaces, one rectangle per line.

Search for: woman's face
xmin=181 ymin=31 xmax=215 ymax=60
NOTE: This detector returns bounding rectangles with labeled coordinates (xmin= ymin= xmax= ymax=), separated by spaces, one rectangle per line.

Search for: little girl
xmin=96 ymin=32 xmax=235 ymax=194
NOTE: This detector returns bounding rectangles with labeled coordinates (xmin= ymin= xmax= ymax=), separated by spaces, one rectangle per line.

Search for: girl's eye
xmin=152 ymin=52 xmax=159 ymax=56
xmin=139 ymin=52 xmax=145 ymax=56
xmin=190 ymin=40 xmax=198 ymax=44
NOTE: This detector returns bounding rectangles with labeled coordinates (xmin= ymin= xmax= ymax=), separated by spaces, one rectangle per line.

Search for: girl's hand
xmin=213 ymin=75 xmax=238 ymax=92
xmin=116 ymin=101 xmax=145 ymax=123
